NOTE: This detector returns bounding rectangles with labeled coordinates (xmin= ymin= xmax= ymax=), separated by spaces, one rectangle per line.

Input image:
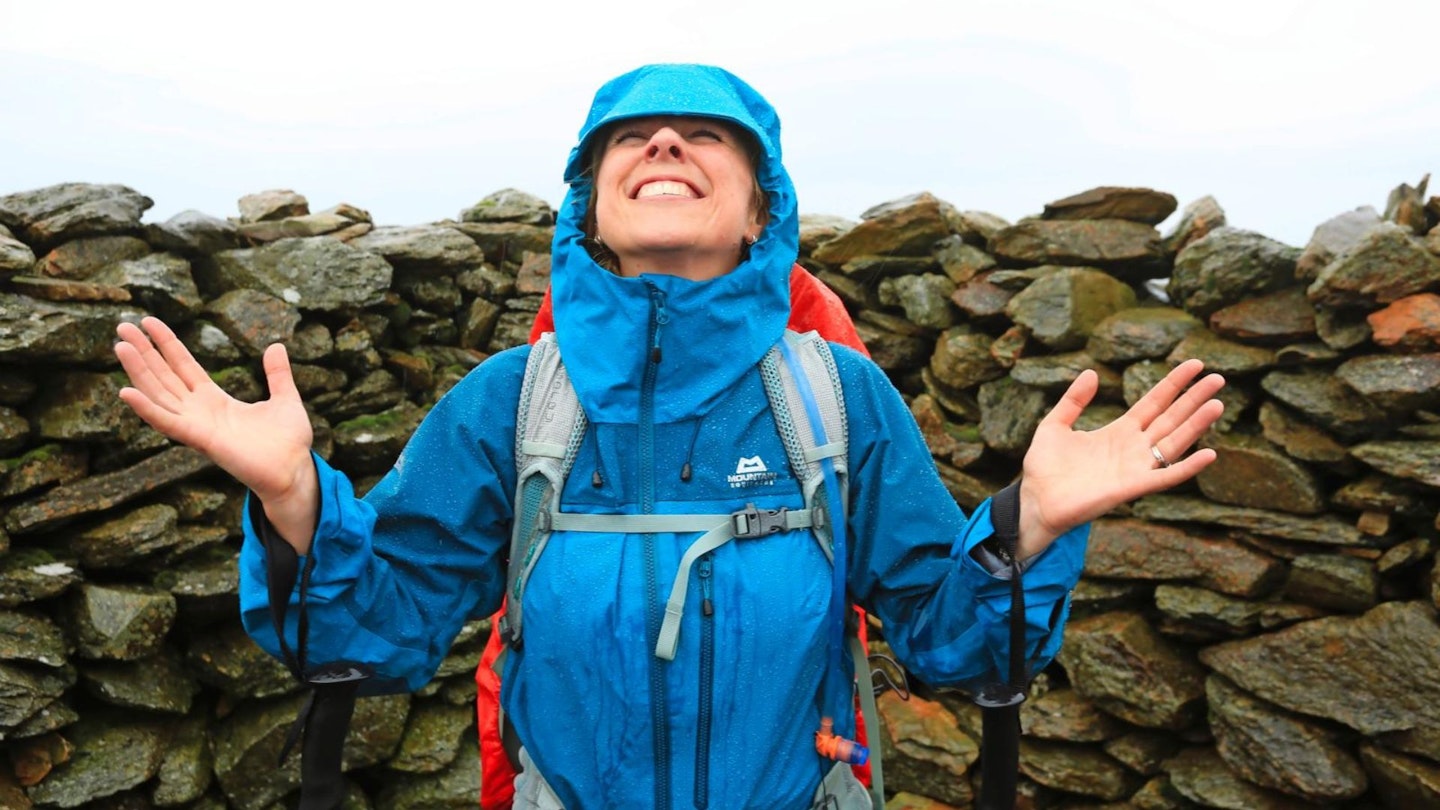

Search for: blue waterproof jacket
xmin=240 ymin=63 xmax=1088 ymax=809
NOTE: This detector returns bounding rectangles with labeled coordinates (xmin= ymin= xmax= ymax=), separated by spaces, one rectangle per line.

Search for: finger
xmin=140 ymin=317 xmax=212 ymax=392
xmin=261 ymin=343 xmax=302 ymax=404
xmin=122 ymin=322 xmax=194 ymax=403
xmin=1153 ymin=397 xmax=1225 ymax=463
xmin=1146 ymin=446 xmax=1218 ymax=490
xmin=1128 ymin=359 xmax=1206 ymax=430
xmin=1042 ymin=369 xmax=1099 ymax=430
xmin=1148 ymin=372 xmax=1226 ymax=442
xmin=118 ymin=385 xmax=192 ymax=442
xmin=114 ymin=337 xmax=185 ymax=414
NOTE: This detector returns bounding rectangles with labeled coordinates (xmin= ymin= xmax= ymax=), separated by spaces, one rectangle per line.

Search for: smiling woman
xmin=111 ymin=63 xmax=1225 ymax=810
xmin=585 ymin=116 xmax=770 ymax=279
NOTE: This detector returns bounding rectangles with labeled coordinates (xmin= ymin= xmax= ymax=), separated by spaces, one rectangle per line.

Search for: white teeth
xmin=636 ymin=180 xmax=695 ymax=199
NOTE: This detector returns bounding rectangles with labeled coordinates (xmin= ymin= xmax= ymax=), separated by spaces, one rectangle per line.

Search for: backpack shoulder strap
xmin=760 ymin=331 xmax=887 ymax=807
xmin=498 ymin=333 xmax=588 ymax=648
xmin=758 ymin=329 xmax=848 ymax=561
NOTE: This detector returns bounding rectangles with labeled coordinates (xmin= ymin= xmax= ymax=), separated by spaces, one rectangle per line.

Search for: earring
xmin=744 ymin=233 xmax=757 ymax=246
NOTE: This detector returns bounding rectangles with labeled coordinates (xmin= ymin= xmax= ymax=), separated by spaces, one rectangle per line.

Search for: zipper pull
xmin=699 ymin=557 xmax=713 ymax=617
xmin=647 ymin=284 xmax=669 ymax=364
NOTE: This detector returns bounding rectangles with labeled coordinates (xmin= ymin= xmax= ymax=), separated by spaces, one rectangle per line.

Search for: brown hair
xmin=580 ymin=119 xmax=771 ymax=272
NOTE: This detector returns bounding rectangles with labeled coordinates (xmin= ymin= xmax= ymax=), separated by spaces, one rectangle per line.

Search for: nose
xmin=646 ymin=127 xmax=685 ymax=160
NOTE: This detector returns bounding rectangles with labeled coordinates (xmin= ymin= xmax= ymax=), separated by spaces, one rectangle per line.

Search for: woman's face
xmin=592 ymin=116 xmax=765 ymax=280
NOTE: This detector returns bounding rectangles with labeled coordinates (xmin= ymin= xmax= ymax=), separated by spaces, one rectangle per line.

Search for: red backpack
xmin=476 ymin=264 xmax=873 ymax=809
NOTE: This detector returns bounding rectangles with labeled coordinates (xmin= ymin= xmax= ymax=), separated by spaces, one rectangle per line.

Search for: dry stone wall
xmin=0 ymin=177 xmax=1437 ymax=809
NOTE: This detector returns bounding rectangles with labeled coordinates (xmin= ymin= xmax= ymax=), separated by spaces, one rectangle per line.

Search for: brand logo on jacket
xmin=729 ymin=455 xmax=777 ymax=488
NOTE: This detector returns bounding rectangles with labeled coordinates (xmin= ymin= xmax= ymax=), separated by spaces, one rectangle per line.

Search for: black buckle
xmin=731 ymin=503 xmax=788 ymax=539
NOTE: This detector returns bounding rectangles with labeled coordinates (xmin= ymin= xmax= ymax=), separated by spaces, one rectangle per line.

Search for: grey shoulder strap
xmin=759 ymin=329 xmax=849 ymax=562
xmin=498 ymin=333 xmax=588 ymax=647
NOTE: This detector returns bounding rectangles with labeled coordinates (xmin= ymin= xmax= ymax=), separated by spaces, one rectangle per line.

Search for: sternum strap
xmin=548 ymin=509 xmax=814 ymax=661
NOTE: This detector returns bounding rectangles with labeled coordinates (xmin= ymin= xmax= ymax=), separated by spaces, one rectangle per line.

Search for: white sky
xmin=2 ymin=0 xmax=1436 ymax=248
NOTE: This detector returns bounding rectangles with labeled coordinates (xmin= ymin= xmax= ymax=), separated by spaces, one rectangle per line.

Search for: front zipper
xmin=641 ymin=281 xmax=671 ymax=810
xmin=695 ymin=555 xmax=715 ymax=809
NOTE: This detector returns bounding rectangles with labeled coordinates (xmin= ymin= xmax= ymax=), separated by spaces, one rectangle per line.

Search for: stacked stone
xmin=0 ymin=182 xmax=555 ymax=809
xmin=0 ymin=176 xmax=1438 ymax=809
xmin=795 ymin=181 xmax=1440 ymax=810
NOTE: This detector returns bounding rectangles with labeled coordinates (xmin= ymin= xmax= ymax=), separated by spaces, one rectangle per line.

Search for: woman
xmin=114 ymin=64 xmax=1224 ymax=809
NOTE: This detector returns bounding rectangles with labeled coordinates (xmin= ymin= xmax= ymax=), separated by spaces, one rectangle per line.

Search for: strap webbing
xmin=850 ymin=635 xmax=885 ymax=808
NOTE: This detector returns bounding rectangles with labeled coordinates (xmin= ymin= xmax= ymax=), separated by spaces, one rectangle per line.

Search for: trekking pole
xmin=974 ymin=482 xmax=1026 ymax=810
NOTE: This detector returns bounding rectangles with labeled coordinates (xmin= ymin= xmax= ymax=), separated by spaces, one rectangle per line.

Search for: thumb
xmin=1044 ymin=369 xmax=1099 ymax=430
xmin=262 ymin=343 xmax=302 ymax=404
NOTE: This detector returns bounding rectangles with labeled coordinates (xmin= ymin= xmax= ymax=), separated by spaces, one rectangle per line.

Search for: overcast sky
xmin=2 ymin=0 xmax=1436 ymax=248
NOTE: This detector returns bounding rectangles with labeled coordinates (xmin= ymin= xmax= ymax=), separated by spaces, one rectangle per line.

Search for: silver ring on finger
xmin=1150 ymin=444 xmax=1172 ymax=468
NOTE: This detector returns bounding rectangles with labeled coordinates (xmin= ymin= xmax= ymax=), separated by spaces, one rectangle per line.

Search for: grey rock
xmin=1041 ymin=186 xmax=1178 ymax=225
xmin=204 ymin=288 xmax=303 ymax=356
xmin=1208 ymin=286 xmax=1318 ymax=345
xmin=1206 ymin=674 xmax=1368 ymax=802
xmin=932 ymin=235 xmax=996 ymax=284
xmin=1133 ymin=494 xmax=1370 ymax=547
xmin=813 ymin=193 xmax=956 ymax=264
xmin=0 ymin=229 xmax=35 ymax=278
xmin=144 ymin=209 xmax=242 ymax=256
xmin=1168 ymin=227 xmax=1300 ymax=317
xmin=1085 ymin=518 xmax=1283 ymax=598
xmin=1009 ymin=351 xmax=1123 ymax=398
xmin=1314 ymin=304 xmax=1373 ymax=350
xmin=176 ymin=320 xmax=244 ymax=367
xmin=1295 ymin=206 xmax=1384 ymax=281
xmin=0 ymin=550 xmax=80 ymax=608
xmin=1103 ymin=730 xmax=1182 ymax=777
xmin=186 ymin=622 xmax=297 ymax=700
xmin=1284 ymin=554 xmax=1379 ymax=613
xmin=374 ymin=739 xmax=481 ymax=810
xmin=1166 ymin=747 xmax=1315 ymax=810
xmin=447 ymin=221 xmax=548 ymax=267
xmin=990 ymin=219 xmax=1165 ymax=280
xmin=1336 ymin=353 xmax=1440 ymax=414
xmin=928 ymin=329 xmax=1003 ymax=391
xmin=80 ymin=646 xmax=198 ymax=713
xmin=88 ymin=252 xmax=202 ymax=323
xmin=1200 ymin=601 xmax=1440 ymax=740
xmin=459 ymin=297 xmax=503 ymax=351
xmin=4 ymin=446 xmax=213 ymax=535
xmin=1162 ymin=194 xmax=1226 ymax=254
xmin=396 ymin=274 xmax=462 ymax=314
xmin=31 ymin=371 xmax=143 ymax=443
xmin=237 ymin=189 xmax=308 ymax=223
xmin=0 ymin=183 xmax=152 ymax=249
xmin=1257 ymin=401 xmax=1349 ymax=464
xmin=29 ymin=232 xmax=130 ymax=275
xmin=151 ymin=713 xmax=213 ymax=806
xmin=875 ymin=691 xmax=977 ymax=807
xmin=1058 ymin=611 xmax=1207 ymax=729
xmin=952 ymin=209 xmax=1010 ymax=246
xmin=877 ymin=274 xmax=957 ymax=329
xmin=977 ymin=376 xmax=1047 ymax=456
xmin=323 ymin=369 xmax=405 ymax=423
xmin=0 ymin=406 xmax=27 ymax=456
xmin=1359 ymin=743 xmax=1440 ymax=809
xmin=1020 ymin=688 xmax=1126 ymax=742
xmin=23 ymin=715 xmax=166 ymax=808
xmin=332 ymin=401 xmax=427 ymax=475
xmin=1154 ymin=585 xmax=1265 ymax=641
xmin=1349 ymin=440 xmax=1440 ymax=488
xmin=798 ymin=214 xmax=855 ymax=254
xmin=0 ymin=294 xmax=144 ymax=364
xmin=1005 ymin=266 xmax=1137 ymax=350
xmin=7 ymin=698 xmax=78 ymax=740
xmin=1086 ymin=306 xmax=1202 ymax=363
xmin=1195 ymin=432 xmax=1324 ymax=515
xmin=66 ymin=504 xmax=182 ymax=569
xmin=0 ymin=610 xmax=67 ymax=668
xmin=1260 ymin=367 xmax=1387 ymax=441
xmin=387 ymin=700 xmax=475 ymax=774
xmin=1019 ymin=739 xmax=1141 ymax=800
xmin=459 ymin=188 xmax=554 ymax=225
xmin=350 ymin=225 xmax=485 ymax=275
xmin=202 ymin=238 xmax=392 ymax=313
xmin=0 ymin=660 xmax=73 ymax=728
xmin=65 ymin=583 xmax=175 ymax=661
xmin=1308 ymin=222 xmax=1440 ymax=308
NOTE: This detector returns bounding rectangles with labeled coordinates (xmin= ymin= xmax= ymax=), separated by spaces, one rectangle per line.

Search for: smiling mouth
xmin=635 ymin=180 xmax=699 ymax=199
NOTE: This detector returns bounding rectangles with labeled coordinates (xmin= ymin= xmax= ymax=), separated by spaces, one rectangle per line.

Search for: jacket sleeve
xmin=831 ymin=346 xmax=1089 ymax=690
xmin=238 ymin=347 xmax=528 ymax=692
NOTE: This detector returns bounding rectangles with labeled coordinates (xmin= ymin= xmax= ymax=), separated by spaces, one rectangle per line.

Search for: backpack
xmin=481 ymin=329 xmax=887 ymax=808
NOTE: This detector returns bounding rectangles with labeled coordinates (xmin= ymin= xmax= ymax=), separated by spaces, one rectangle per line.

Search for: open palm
xmin=114 ymin=316 xmax=314 ymax=506
xmin=1016 ymin=359 xmax=1225 ymax=558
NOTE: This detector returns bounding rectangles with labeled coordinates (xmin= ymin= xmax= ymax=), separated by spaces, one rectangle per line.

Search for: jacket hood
xmin=549 ymin=63 xmax=799 ymax=423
